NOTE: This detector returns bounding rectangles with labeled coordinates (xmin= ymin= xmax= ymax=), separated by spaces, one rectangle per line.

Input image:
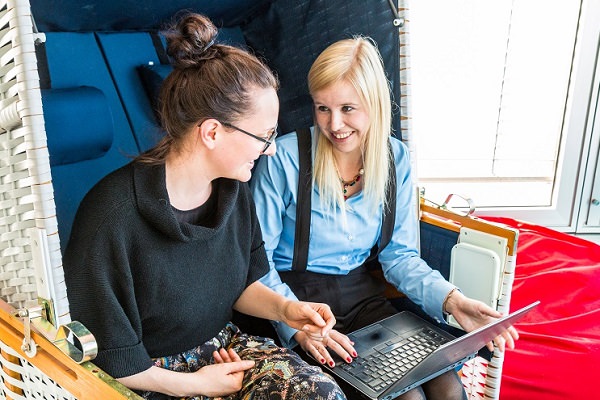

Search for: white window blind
xmin=410 ymin=1 xmax=581 ymax=208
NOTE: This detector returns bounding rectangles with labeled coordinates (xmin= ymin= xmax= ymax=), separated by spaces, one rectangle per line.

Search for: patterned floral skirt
xmin=141 ymin=322 xmax=346 ymax=400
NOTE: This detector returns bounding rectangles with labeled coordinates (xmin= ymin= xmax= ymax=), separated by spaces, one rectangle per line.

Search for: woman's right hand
xmin=193 ymin=348 xmax=255 ymax=397
xmin=294 ymin=329 xmax=357 ymax=368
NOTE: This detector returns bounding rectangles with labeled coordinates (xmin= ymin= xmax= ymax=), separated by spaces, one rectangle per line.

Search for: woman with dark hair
xmin=63 ymin=13 xmax=346 ymax=400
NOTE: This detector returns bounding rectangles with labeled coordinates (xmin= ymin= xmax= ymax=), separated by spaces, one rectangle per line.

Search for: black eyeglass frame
xmin=221 ymin=121 xmax=278 ymax=153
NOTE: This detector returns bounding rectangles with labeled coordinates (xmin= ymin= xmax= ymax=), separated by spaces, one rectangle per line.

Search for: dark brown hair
xmin=137 ymin=13 xmax=279 ymax=164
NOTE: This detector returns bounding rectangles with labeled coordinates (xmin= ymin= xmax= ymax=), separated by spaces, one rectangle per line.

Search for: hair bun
xmin=163 ymin=13 xmax=219 ymax=68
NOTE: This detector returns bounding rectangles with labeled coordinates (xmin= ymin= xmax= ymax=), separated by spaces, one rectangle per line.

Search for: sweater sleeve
xmin=243 ymin=182 xmax=271 ymax=287
xmin=63 ymin=205 xmax=153 ymax=378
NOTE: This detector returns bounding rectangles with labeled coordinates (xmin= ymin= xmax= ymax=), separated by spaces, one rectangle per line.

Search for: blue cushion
xmin=43 ymin=86 xmax=114 ymax=167
xmin=97 ymin=32 xmax=169 ymax=152
xmin=44 ymin=32 xmax=140 ymax=251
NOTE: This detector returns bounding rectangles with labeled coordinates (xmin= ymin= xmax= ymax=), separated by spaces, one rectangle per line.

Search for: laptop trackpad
xmin=350 ymin=323 xmax=397 ymax=353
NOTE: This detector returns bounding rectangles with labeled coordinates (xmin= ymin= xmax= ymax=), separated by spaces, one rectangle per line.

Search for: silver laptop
xmin=320 ymin=301 xmax=539 ymax=400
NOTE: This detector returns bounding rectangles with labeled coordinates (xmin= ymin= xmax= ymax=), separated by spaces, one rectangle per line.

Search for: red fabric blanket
xmin=481 ymin=217 xmax=600 ymax=400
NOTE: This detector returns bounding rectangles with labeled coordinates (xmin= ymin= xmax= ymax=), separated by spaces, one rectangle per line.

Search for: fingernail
xmin=320 ymin=358 xmax=326 ymax=364
xmin=352 ymin=351 xmax=357 ymax=357
xmin=329 ymin=361 xmax=335 ymax=367
xmin=346 ymin=357 xmax=352 ymax=363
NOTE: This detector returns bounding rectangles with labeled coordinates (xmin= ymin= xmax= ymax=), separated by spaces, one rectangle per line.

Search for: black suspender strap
xmin=365 ymin=147 xmax=396 ymax=264
xmin=291 ymin=127 xmax=313 ymax=272
xmin=292 ymin=127 xmax=397 ymax=271
xmin=381 ymin=156 xmax=397 ymax=250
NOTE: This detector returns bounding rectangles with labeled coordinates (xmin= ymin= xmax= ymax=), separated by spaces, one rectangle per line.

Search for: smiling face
xmin=312 ymin=79 xmax=370 ymax=157
xmin=221 ymin=86 xmax=279 ymax=182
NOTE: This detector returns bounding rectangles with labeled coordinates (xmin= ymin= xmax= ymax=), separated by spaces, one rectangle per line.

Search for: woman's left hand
xmin=233 ymin=282 xmax=335 ymax=337
xmin=281 ymin=300 xmax=336 ymax=340
xmin=295 ymin=329 xmax=356 ymax=368
xmin=446 ymin=290 xmax=519 ymax=352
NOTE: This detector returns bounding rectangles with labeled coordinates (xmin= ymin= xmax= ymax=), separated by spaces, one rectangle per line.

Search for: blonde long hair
xmin=308 ymin=36 xmax=392 ymax=218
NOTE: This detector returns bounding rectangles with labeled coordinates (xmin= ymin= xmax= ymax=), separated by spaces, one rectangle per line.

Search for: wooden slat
xmin=0 ymin=300 xmax=142 ymax=400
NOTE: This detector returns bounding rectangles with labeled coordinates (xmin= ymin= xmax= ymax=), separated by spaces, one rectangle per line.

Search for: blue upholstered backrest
xmin=95 ymin=27 xmax=248 ymax=152
xmin=36 ymin=1 xmax=401 ymax=253
xmin=43 ymin=32 xmax=140 ymax=250
xmin=41 ymin=27 xmax=251 ymax=252
xmin=95 ymin=32 xmax=167 ymax=152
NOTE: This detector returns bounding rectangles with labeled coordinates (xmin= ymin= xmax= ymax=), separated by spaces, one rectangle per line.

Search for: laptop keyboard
xmin=338 ymin=328 xmax=450 ymax=392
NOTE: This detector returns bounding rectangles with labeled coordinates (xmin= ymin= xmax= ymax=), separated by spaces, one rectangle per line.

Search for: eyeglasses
xmin=221 ymin=121 xmax=278 ymax=153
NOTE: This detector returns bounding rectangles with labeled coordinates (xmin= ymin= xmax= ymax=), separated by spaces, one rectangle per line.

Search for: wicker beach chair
xmin=0 ymin=0 xmax=518 ymax=398
xmin=0 ymin=0 xmax=140 ymax=398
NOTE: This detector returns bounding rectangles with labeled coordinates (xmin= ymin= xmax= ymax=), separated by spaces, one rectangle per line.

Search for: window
xmin=408 ymin=0 xmax=599 ymax=230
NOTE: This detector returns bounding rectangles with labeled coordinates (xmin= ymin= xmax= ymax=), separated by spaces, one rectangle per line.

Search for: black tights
xmin=334 ymin=368 xmax=466 ymax=400
xmin=393 ymin=370 xmax=467 ymax=400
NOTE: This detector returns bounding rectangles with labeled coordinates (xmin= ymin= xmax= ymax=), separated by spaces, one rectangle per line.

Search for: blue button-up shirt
xmin=250 ymin=130 xmax=454 ymax=347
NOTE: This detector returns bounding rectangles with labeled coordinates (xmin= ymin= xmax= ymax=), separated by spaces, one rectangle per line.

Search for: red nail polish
xmin=346 ymin=357 xmax=352 ymax=363
xmin=329 ymin=361 xmax=335 ymax=367
xmin=352 ymin=351 xmax=357 ymax=357
xmin=320 ymin=358 xmax=326 ymax=364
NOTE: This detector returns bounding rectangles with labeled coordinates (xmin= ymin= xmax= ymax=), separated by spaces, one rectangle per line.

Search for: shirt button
xmin=341 ymin=255 xmax=348 ymax=261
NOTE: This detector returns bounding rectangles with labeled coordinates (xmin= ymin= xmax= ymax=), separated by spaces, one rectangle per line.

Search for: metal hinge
xmin=15 ymin=303 xmax=98 ymax=363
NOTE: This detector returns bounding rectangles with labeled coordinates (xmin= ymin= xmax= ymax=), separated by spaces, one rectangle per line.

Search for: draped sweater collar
xmin=132 ymin=162 xmax=239 ymax=242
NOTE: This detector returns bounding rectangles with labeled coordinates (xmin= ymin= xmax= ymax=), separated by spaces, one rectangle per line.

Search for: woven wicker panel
xmin=0 ymin=339 xmax=77 ymax=400
xmin=0 ymin=1 xmax=38 ymax=312
xmin=0 ymin=0 xmax=70 ymax=325
xmin=20 ymin=361 xmax=77 ymax=400
xmin=0 ymin=341 xmax=26 ymax=399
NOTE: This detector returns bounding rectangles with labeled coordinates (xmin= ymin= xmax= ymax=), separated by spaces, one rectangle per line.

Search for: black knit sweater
xmin=63 ymin=161 xmax=269 ymax=378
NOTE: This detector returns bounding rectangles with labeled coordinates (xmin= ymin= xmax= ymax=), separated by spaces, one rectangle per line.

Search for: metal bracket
xmin=17 ymin=306 xmax=40 ymax=357
xmin=386 ymin=0 xmax=405 ymax=27
xmin=14 ymin=305 xmax=98 ymax=363
xmin=28 ymin=228 xmax=58 ymax=327
xmin=440 ymin=193 xmax=476 ymax=217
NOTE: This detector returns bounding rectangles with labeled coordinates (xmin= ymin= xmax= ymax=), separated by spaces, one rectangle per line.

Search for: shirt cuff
xmin=425 ymin=281 xmax=457 ymax=325
xmin=273 ymin=320 xmax=299 ymax=349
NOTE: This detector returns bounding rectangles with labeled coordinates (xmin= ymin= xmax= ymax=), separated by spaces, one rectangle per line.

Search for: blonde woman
xmin=251 ymin=37 xmax=519 ymax=400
